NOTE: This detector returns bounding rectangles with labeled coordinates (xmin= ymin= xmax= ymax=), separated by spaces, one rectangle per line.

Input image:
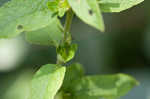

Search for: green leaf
xmin=68 ymin=0 xmax=105 ymax=31
xmin=70 ymin=73 xmax=138 ymax=99
xmin=57 ymin=43 xmax=78 ymax=63
xmin=98 ymin=0 xmax=144 ymax=12
xmin=25 ymin=18 xmax=63 ymax=47
xmin=30 ymin=64 xmax=66 ymax=99
xmin=0 ymin=0 xmax=54 ymax=38
xmin=47 ymin=0 xmax=59 ymax=12
xmin=61 ymin=63 xmax=84 ymax=91
xmin=47 ymin=0 xmax=70 ymax=17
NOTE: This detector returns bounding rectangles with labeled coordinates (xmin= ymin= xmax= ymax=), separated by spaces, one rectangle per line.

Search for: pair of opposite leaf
xmin=57 ymin=43 xmax=78 ymax=63
xmin=31 ymin=63 xmax=138 ymax=99
xmin=0 ymin=0 xmax=144 ymax=47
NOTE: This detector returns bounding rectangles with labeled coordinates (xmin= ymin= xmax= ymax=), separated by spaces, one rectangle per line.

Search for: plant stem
xmin=56 ymin=9 xmax=74 ymax=65
xmin=56 ymin=57 xmax=64 ymax=65
xmin=63 ymin=9 xmax=74 ymax=43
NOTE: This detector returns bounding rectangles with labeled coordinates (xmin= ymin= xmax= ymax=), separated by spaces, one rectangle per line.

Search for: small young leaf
xmin=57 ymin=43 xmax=78 ymax=63
xmin=47 ymin=0 xmax=70 ymax=17
xmin=25 ymin=18 xmax=63 ymax=47
xmin=0 ymin=0 xmax=54 ymax=38
xmin=70 ymin=73 xmax=138 ymax=99
xmin=47 ymin=0 xmax=59 ymax=12
xmin=30 ymin=64 xmax=66 ymax=99
xmin=98 ymin=0 xmax=144 ymax=12
xmin=68 ymin=0 xmax=105 ymax=31
xmin=57 ymin=0 xmax=70 ymax=17
xmin=61 ymin=63 xmax=84 ymax=91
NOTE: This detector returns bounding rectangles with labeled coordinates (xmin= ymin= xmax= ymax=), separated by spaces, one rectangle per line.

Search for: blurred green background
xmin=0 ymin=0 xmax=150 ymax=99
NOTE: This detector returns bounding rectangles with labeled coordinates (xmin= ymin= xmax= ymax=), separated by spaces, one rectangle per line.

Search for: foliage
xmin=30 ymin=64 xmax=66 ymax=99
xmin=0 ymin=0 xmax=144 ymax=99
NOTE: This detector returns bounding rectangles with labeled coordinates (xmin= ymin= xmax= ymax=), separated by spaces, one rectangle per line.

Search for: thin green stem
xmin=63 ymin=9 xmax=74 ymax=43
xmin=56 ymin=57 xmax=63 ymax=65
xmin=56 ymin=9 xmax=74 ymax=65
